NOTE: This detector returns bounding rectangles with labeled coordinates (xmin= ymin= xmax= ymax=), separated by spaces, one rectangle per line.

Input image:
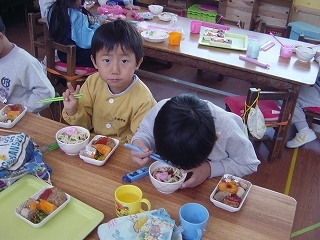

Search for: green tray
xmin=0 ymin=175 xmax=104 ymax=240
xmin=187 ymin=4 xmax=217 ymax=22
xmin=198 ymin=30 xmax=248 ymax=51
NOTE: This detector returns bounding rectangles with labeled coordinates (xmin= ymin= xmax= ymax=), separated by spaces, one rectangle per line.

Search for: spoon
xmin=269 ymin=32 xmax=285 ymax=47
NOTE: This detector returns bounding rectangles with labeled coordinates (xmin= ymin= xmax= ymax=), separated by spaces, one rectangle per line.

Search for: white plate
xmin=15 ymin=185 xmax=70 ymax=228
xmin=141 ymin=30 xmax=169 ymax=43
xmin=210 ymin=174 xmax=252 ymax=212
xmin=79 ymin=135 xmax=119 ymax=166
xmin=158 ymin=12 xmax=177 ymax=21
xmin=0 ymin=104 xmax=27 ymax=129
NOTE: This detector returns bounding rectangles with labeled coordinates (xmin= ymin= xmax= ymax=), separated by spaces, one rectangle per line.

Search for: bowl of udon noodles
xmin=149 ymin=161 xmax=187 ymax=194
xmin=55 ymin=126 xmax=90 ymax=156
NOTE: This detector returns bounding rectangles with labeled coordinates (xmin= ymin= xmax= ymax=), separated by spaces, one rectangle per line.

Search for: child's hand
xmin=130 ymin=140 xmax=153 ymax=166
xmin=180 ymin=161 xmax=211 ymax=189
xmin=125 ymin=4 xmax=140 ymax=10
xmin=62 ymin=82 xmax=81 ymax=116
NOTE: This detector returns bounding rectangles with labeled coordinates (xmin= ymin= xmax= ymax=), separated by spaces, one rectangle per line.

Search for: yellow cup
xmin=115 ymin=185 xmax=151 ymax=217
xmin=169 ymin=31 xmax=182 ymax=46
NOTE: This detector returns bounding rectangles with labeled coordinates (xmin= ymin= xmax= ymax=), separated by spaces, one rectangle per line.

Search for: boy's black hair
xmin=91 ymin=20 xmax=144 ymax=64
xmin=0 ymin=16 xmax=5 ymax=34
xmin=153 ymin=94 xmax=218 ymax=170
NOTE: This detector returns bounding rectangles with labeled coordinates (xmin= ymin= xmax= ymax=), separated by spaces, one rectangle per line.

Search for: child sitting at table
xmin=62 ymin=20 xmax=157 ymax=143
xmin=0 ymin=16 xmax=55 ymax=114
xmin=47 ymin=0 xmax=97 ymax=68
xmin=130 ymin=94 xmax=260 ymax=188
xmin=286 ymin=52 xmax=320 ymax=148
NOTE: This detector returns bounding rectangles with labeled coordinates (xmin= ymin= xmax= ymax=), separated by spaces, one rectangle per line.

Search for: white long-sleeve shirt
xmin=0 ymin=45 xmax=55 ymax=113
xmin=132 ymin=99 xmax=261 ymax=178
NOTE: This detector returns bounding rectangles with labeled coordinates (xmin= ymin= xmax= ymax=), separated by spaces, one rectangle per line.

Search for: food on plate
xmin=203 ymin=28 xmax=225 ymax=40
xmin=17 ymin=187 xmax=67 ymax=224
xmin=218 ymin=180 xmax=238 ymax=194
xmin=152 ymin=166 xmax=184 ymax=183
xmin=83 ymin=136 xmax=116 ymax=160
xmin=213 ymin=176 xmax=249 ymax=208
xmin=0 ymin=104 xmax=24 ymax=122
xmin=210 ymin=37 xmax=232 ymax=44
xmin=56 ymin=126 xmax=89 ymax=144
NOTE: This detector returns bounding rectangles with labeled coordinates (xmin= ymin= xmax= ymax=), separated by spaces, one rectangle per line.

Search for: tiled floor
xmin=4 ymin=17 xmax=320 ymax=239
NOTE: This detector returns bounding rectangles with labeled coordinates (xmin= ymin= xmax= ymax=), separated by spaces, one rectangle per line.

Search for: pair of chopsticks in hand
xmin=37 ymin=94 xmax=83 ymax=104
xmin=124 ymin=143 xmax=174 ymax=167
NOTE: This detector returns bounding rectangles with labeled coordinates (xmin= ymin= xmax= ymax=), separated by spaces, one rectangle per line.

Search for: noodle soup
xmin=152 ymin=167 xmax=184 ymax=183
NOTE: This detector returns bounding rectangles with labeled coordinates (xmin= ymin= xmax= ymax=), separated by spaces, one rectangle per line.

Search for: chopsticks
xmin=37 ymin=94 xmax=83 ymax=103
xmin=124 ymin=143 xmax=173 ymax=167
xmin=40 ymin=142 xmax=59 ymax=153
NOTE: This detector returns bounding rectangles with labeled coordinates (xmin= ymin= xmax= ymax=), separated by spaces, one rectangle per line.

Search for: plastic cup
xmin=169 ymin=31 xmax=182 ymax=46
xmin=280 ymin=44 xmax=293 ymax=58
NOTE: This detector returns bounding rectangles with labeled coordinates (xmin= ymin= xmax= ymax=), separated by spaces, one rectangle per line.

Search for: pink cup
xmin=280 ymin=44 xmax=293 ymax=58
xmin=190 ymin=20 xmax=202 ymax=34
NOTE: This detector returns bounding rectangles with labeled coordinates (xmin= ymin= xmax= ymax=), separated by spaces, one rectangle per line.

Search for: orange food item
xmin=94 ymin=144 xmax=111 ymax=155
xmin=218 ymin=181 xmax=238 ymax=194
xmin=37 ymin=199 xmax=57 ymax=215
xmin=6 ymin=110 xmax=21 ymax=121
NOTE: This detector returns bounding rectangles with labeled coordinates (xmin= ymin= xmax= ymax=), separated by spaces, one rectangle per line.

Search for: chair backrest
xmin=245 ymin=88 xmax=293 ymax=127
xmin=216 ymin=14 xmax=245 ymax=29
xmin=28 ymin=12 xmax=45 ymax=59
xmin=298 ymin=35 xmax=320 ymax=45
xmin=260 ymin=22 xmax=291 ymax=38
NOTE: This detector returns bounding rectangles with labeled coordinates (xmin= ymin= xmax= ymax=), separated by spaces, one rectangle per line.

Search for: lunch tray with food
xmin=0 ymin=175 xmax=104 ymax=239
xmin=79 ymin=135 xmax=119 ymax=166
xmin=0 ymin=104 xmax=27 ymax=128
xmin=210 ymin=174 xmax=252 ymax=212
xmin=198 ymin=27 xmax=248 ymax=51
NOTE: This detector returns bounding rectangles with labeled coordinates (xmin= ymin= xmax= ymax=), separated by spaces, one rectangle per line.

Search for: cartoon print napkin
xmin=98 ymin=208 xmax=182 ymax=240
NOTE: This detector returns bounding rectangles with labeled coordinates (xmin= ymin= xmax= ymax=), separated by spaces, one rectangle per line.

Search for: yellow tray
xmin=0 ymin=175 xmax=104 ymax=239
xmin=198 ymin=29 xmax=248 ymax=51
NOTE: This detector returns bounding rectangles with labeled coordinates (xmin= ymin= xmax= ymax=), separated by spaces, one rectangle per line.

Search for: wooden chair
xmin=27 ymin=12 xmax=45 ymax=59
xmin=224 ymin=88 xmax=294 ymax=163
xmin=216 ymin=14 xmax=245 ymax=29
xmin=45 ymin=37 xmax=97 ymax=89
xmin=297 ymin=34 xmax=320 ymax=128
xmin=260 ymin=22 xmax=291 ymax=38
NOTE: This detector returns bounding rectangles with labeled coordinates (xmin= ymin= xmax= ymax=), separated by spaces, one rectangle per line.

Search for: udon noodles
xmin=57 ymin=128 xmax=88 ymax=144
xmin=152 ymin=167 xmax=183 ymax=183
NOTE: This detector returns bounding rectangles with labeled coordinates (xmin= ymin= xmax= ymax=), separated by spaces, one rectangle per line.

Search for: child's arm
xmin=62 ymin=82 xmax=81 ymax=116
xmin=130 ymin=140 xmax=154 ymax=166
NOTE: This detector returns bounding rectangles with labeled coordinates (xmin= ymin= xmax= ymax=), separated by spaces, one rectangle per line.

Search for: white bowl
xmin=148 ymin=5 xmax=163 ymax=15
xmin=295 ymin=46 xmax=316 ymax=62
xmin=149 ymin=161 xmax=187 ymax=194
xmin=79 ymin=135 xmax=119 ymax=166
xmin=158 ymin=12 xmax=177 ymax=22
xmin=56 ymin=126 xmax=90 ymax=156
xmin=210 ymin=174 xmax=252 ymax=212
xmin=141 ymin=30 xmax=169 ymax=43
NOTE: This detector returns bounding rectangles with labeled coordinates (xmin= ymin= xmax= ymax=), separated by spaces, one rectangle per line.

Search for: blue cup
xmin=179 ymin=203 xmax=209 ymax=240
xmin=246 ymin=39 xmax=260 ymax=59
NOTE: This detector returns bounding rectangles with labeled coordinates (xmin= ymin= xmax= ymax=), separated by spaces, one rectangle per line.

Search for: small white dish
xmin=141 ymin=30 xmax=169 ymax=43
xmin=79 ymin=135 xmax=119 ymax=166
xmin=210 ymin=174 xmax=252 ymax=212
xmin=15 ymin=185 xmax=70 ymax=228
xmin=0 ymin=104 xmax=27 ymax=129
xmin=158 ymin=12 xmax=177 ymax=21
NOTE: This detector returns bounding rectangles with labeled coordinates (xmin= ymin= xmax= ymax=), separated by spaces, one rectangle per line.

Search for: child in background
xmin=39 ymin=0 xmax=55 ymax=17
xmin=286 ymin=52 xmax=320 ymax=148
xmin=117 ymin=0 xmax=140 ymax=10
xmin=130 ymin=94 xmax=260 ymax=189
xmin=47 ymin=0 xmax=97 ymax=68
xmin=62 ymin=20 xmax=156 ymax=143
xmin=0 ymin=16 xmax=55 ymax=114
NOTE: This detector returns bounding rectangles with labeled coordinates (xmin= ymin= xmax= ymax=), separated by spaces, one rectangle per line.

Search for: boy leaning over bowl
xmin=62 ymin=20 xmax=156 ymax=143
xmin=286 ymin=51 xmax=320 ymax=148
xmin=130 ymin=94 xmax=260 ymax=189
xmin=0 ymin=16 xmax=55 ymax=113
